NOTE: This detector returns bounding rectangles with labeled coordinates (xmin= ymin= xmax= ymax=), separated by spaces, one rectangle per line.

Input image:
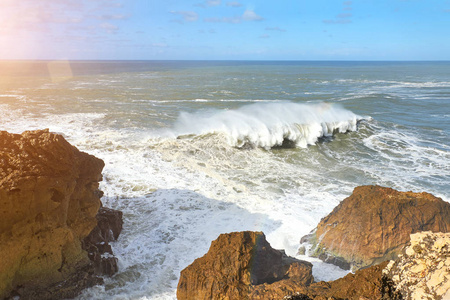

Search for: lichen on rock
xmin=383 ymin=231 xmax=450 ymax=300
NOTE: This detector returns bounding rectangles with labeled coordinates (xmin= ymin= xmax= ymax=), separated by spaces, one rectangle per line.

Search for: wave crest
xmin=173 ymin=102 xmax=363 ymax=149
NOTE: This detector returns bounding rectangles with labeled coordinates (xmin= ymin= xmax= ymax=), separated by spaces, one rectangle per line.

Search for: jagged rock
xmin=83 ymin=207 xmax=123 ymax=276
xmin=177 ymin=231 xmax=314 ymax=300
xmin=300 ymin=185 xmax=450 ymax=271
xmin=383 ymin=231 xmax=450 ymax=300
xmin=284 ymin=261 xmax=390 ymax=300
xmin=0 ymin=129 xmax=121 ymax=299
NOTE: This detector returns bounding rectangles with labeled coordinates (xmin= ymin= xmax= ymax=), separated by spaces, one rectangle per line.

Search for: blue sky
xmin=1 ymin=0 xmax=449 ymax=60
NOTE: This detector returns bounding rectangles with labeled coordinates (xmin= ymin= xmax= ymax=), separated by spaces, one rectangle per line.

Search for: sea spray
xmin=173 ymin=102 xmax=362 ymax=149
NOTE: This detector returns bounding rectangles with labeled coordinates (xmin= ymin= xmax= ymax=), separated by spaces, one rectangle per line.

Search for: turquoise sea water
xmin=1 ymin=61 xmax=449 ymax=299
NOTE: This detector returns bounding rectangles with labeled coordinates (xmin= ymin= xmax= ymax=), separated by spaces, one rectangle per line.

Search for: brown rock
xmin=285 ymin=261 xmax=390 ymax=300
xmin=0 ymin=129 xmax=120 ymax=299
xmin=301 ymin=185 xmax=450 ymax=271
xmin=177 ymin=230 xmax=396 ymax=300
xmin=177 ymin=231 xmax=314 ymax=300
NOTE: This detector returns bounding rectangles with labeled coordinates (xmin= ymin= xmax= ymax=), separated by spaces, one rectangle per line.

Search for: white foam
xmin=173 ymin=102 xmax=362 ymax=149
xmin=361 ymin=128 xmax=450 ymax=196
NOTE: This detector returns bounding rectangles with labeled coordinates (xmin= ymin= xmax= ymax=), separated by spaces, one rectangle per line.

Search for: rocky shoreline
xmin=1 ymin=129 xmax=449 ymax=299
xmin=178 ymin=186 xmax=450 ymax=300
xmin=0 ymin=130 xmax=122 ymax=299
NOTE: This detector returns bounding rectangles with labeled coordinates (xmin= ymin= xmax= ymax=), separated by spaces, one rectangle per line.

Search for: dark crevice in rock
xmin=82 ymin=207 xmax=123 ymax=277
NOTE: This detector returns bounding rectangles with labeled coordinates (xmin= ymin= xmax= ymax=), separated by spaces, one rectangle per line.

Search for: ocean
xmin=1 ymin=60 xmax=449 ymax=299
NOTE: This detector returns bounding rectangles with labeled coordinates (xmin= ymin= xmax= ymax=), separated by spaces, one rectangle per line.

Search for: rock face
xmin=0 ymin=129 xmax=121 ymax=299
xmin=300 ymin=185 xmax=450 ymax=271
xmin=177 ymin=231 xmax=314 ymax=300
xmin=284 ymin=261 xmax=390 ymax=300
xmin=383 ymin=231 xmax=450 ymax=300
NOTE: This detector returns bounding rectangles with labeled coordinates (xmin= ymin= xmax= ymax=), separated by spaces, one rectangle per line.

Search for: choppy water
xmin=1 ymin=61 xmax=449 ymax=299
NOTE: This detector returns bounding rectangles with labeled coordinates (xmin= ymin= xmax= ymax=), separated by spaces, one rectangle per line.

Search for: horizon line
xmin=1 ymin=59 xmax=450 ymax=62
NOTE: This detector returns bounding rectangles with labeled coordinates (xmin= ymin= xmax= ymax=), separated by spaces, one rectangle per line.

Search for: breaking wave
xmin=173 ymin=102 xmax=363 ymax=149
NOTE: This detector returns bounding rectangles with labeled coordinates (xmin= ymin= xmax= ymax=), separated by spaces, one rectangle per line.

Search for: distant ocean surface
xmin=1 ymin=60 xmax=449 ymax=299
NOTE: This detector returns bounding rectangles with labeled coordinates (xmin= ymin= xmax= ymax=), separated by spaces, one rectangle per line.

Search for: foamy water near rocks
xmin=178 ymin=187 xmax=450 ymax=299
xmin=383 ymin=231 xmax=450 ymax=300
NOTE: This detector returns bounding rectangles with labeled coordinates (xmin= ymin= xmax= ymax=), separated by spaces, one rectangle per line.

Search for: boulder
xmin=177 ymin=231 xmax=314 ymax=300
xmin=383 ymin=231 xmax=450 ymax=300
xmin=0 ymin=129 xmax=121 ymax=299
xmin=300 ymin=185 xmax=450 ymax=271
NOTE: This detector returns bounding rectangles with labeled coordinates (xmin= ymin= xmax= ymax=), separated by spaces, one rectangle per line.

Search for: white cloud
xmin=265 ymin=26 xmax=286 ymax=32
xmin=242 ymin=9 xmax=264 ymax=21
xmin=204 ymin=16 xmax=241 ymax=24
xmin=170 ymin=11 xmax=199 ymax=22
xmin=98 ymin=14 xmax=129 ymax=20
xmin=323 ymin=19 xmax=351 ymax=24
xmin=195 ymin=0 xmax=221 ymax=8
xmin=337 ymin=13 xmax=352 ymax=18
xmin=100 ymin=22 xmax=119 ymax=33
xmin=323 ymin=2 xmax=353 ymax=25
xmin=151 ymin=43 xmax=168 ymax=48
xmin=226 ymin=1 xmax=242 ymax=7
xmin=0 ymin=0 xmax=128 ymax=36
xmin=207 ymin=0 xmax=221 ymax=6
xmin=204 ymin=9 xmax=263 ymax=23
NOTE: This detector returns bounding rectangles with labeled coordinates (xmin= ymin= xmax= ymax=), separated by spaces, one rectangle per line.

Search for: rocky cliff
xmin=0 ymin=129 xmax=122 ymax=299
xmin=177 ymin=231 xmax=314 ymax=300
xmin=300 ymin=185 xmax=450 ymax=271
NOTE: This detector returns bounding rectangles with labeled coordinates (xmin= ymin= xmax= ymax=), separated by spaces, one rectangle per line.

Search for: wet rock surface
xmin=83 ymin=207 xmax=123 ymax=277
